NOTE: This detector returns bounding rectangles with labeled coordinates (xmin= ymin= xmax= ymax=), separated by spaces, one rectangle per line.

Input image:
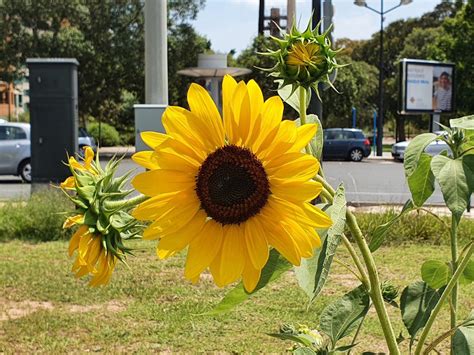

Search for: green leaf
xmin=277 ymin=81 xmax=311 ymax=114
xmin=450 ymin=115 xmax=474 ymax=130
xmin=400 ymin=281 xmax=441 ymax=338
xmin=463 ymin=155 xmax=474 ymax=194
xmin=407 ymin=153 xmax=435 ymax=207
xmin=431 ymin=156 xmax=470 ymax=218
xmin=204 ymin=249 xmax=291 ymax=315
xmin=319 ymin=284 xmax=370 ymax=345
xmin=460 ymin=259 xmax=474 ymax=284
xmin=404 ymin=133 xmax=438 ymax=177
xmin=293 ymin=347 xmax=317 ymax=355
xmin=295 ymin=184 xmax=346 ymax=303
xmin=369 ymin=200 xmax=413 ymax=252
xmin=453 ymin=310 xmax=474 ymax=355
xmin=421 ymin=260 xmax=450 ymax=289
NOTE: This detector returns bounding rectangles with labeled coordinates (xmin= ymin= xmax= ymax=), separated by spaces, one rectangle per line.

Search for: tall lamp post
xmin=354 ymin=0 xmax=412 ymax=156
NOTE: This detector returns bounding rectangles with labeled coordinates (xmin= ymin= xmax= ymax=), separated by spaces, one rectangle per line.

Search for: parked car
xmin=391 ymin=131 xmax=452 ymax=161
xmin=0 ymin=122 xmax=31 ymax=182
xmin=0 ymin=121 xmax=96 ymax=182
xmin=323 ymin=128 xmax=371 ymax=162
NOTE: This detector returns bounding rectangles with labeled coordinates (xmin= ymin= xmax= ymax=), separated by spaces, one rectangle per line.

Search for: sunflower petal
xmin=132 ymin=151 xmax=160 ymax=170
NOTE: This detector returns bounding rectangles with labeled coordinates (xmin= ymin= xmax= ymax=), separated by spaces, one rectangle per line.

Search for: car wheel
xmin=19 ymin=159 xmax=32 ymax=183
xmin=349 ymin=148 xmax=363 ymax=162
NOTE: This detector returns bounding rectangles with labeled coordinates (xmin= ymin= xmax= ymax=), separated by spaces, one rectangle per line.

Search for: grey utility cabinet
xmin=27 ymin=58 xmax=79 ymax=183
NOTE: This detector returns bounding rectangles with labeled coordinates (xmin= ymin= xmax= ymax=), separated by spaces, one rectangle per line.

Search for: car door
xmin=323 ymin=130 xmax=336 ymax=158
xmin=330 ymin=130 xmax=351 ymax=158
xmin=0 ymin=126 xmax=27 ymax=174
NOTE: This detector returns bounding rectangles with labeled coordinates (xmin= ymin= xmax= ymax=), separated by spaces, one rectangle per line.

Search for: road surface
xmin=0 ymin=158 xmax=445 ymax=205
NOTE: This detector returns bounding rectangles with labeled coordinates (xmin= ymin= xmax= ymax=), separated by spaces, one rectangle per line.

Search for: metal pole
xmin=258 ymin=0 xmax=265 ymax=35
xmin=309 ymin=0 xmax=323 ymax=122
xmin=352 ymin=107 xmax=356 ymax=128
xmin=145 ymin=0 xmax=168 ymax=105
xmin=373 ymin=110 xmax=377 ymax=154
xmin=287 ymin=0 xmax=295 ymax=32
xmin=377 ymin=0 xmax=384 ymax=156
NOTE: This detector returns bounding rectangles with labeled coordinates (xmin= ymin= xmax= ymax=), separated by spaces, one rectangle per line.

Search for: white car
xmin=391 ymin=132 xmax=452 ymax=161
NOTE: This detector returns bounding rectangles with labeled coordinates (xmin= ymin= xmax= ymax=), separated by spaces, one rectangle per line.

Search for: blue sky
xmin=190 ymin=0 xmax=443 ymax=54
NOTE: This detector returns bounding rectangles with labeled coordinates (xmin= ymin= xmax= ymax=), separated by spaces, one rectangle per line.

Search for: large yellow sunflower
xmin=132 ymin=75 xmax=331 ymax=292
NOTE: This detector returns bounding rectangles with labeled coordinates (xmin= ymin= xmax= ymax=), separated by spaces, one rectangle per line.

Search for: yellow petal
xmin=252 ymin=96 xmax=283 ymax=152
xmin=156 ymin=210 xmax=207 ymax=258
xmin=271 ymin=179 xmax=323 ymax=203
xmin=60 ymin=176 xmax=76 ymax=189
xmin=68 ymin=225 xmax=88 ymax=256
xmin=244 ymin=218 xmax=269 ymax=270
xmin=301 ymin=203 xmax=333 ymax=228
xmin=242 ymin=261 xmax=261 ymax=293
xmin=222 ymin=75 xmax=239 ymax=144
xmin=131 ymin=169 xmax=195 ymax=196
xmin=63 ymin=214 xmax=84 ymax=229
xmin=267 ymin=154 xmax=320 ymax=181
xmin=258 ymin=119 xmax=297 ymax=159
xmin=83 ymin=146 xmax=95 ymax=168
xmin=282 ymin=219 xmax=314 ymax=258
xmin=141 ymin=131 xmax=169 ymax=149
xmin=185 ymin=220 xmax=223 ymax=280
xmin=216 ymin=224 xmax=245 ymax=285
xmin=187 ymin=84 xmax=225 ymax=147
xmin=231 ymin=81 xmax=251 ymax=144
xmin=132 ymin=151 xmax=160 ymax=170
xmin=291 ymin=124 xmax=317 ymax=152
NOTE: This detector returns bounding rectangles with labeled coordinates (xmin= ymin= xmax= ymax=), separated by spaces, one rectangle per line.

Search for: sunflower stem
xmin=316 ymin=174 xmax=400 ymax=355
xmin=449 ymin=214 xmax=459 ymax=354
xmin=299 ymin=86 xmax=312 ymax=156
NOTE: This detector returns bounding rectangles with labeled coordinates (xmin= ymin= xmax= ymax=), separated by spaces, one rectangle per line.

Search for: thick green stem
xmin=104 ymin=194 xmax=149 ymax=210
xmin=450 ymin=214 xmax=459 ymax=353
xmin=299 ymin=86 xmax=311 ymax=155
xmin=414 ymin=242 xmax=474 ymax=355
xmin=341 ymin=234 xmax=370 ymax=289
xmin=316 ymin=175 xmax=400 ymax=354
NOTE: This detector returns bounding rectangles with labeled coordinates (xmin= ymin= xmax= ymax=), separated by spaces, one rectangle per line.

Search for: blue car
xmin=323 ymin=128 xmax=372 ymax=162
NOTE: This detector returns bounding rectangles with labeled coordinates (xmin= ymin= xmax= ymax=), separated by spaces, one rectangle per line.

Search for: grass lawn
xmin=1 ymin=239 xmax=473 ymax=353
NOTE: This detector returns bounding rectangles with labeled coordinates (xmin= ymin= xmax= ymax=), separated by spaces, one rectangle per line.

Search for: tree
xmin=435 ymin=0 xmax=474 ymax=116
xmin=0 ymin=0 xmax=209 ymax=131
xmin=323 ymin=56 xmax=378 ymax=129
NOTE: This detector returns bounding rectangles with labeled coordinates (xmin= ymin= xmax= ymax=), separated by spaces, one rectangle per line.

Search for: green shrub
xmin=87 ymin=121 xmax=121 ymax=146
xmin=353 ymin=209 xmax=474 ymax=246
xmin=0 ymin=189 xmax=74 ymax=242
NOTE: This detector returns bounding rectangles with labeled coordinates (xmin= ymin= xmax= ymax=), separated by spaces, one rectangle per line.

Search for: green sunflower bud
xmin=60 ymin=147 xmax=148 ymax=286
xmin=261 ymin=18 xmax=343 ymax=98
xmin=381 ymin=280 xmax=399 ymax=303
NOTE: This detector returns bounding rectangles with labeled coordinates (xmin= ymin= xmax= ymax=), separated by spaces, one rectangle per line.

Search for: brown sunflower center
xmin=196 ymin=145 xmax=270 ymax=225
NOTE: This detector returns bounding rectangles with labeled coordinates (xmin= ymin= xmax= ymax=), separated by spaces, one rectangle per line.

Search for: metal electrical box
xmin=27 ymin=58 xmax=79 ymax=183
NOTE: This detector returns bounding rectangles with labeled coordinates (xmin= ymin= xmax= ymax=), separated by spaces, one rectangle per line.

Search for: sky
xmin=190 ymin=0 xmax=444 ymax=54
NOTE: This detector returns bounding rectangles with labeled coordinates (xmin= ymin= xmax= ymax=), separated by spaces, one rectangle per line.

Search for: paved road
xmin=0 ymin=158 xmax=445 ymax=205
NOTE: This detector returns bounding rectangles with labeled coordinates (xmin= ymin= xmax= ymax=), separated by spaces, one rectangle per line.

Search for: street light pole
xmin=354 ymin=0 xmax=412 ymax=156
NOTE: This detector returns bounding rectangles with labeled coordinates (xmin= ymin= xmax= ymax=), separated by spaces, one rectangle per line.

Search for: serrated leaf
xmin=404 ymin=133 xmax=438 ymax=177
xmin=319 ymin=284 xmax=370 ymax=345
xmin=453 ymin=310 xmax=474 ymax=355
xmin=431 ymin=156 xmax=470 ymax=219
xmin=204 ymin=249 xmax=291 ymax=315
xmin=407 ymin=153 xmax=435 ymax=207
xmin=369 ymin=200 xmax=413 ymax=252
xmin=450 ymin=115 xmax=474 ymax=130
xmin=400 ymin=281 xmax=441 ymax=338
xmin=295 ymin=114 xmax=324 ymax=161
xmin=421 ymin=260 xmax=450 ymax=289
xmin=295 ymin=184 xmax=345 ymax=304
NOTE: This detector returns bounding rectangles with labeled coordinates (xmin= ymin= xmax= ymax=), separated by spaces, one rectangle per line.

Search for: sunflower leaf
xmin=294 ymin=184 xmax=346 ymax=304
xmin=276 ymin=80 xmax=311 ymax=114
xmin=453 ymin=310 xmax=474 ymax=355
xmin=450 ymin=115 xmax=474 ymax=130
xmin=203 ymin=249 xmax=291 ymax=315
xmin=369 ymin=200 xmax=413 ymax=252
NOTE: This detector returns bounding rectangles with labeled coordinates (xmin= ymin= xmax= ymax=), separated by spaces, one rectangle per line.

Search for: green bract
xmin=261 ymin=19 xmax=343 ymax=97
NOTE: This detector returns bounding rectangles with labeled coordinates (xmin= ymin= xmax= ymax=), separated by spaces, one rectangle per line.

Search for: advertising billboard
xmin=399 ymin=59 xmax=455 ymax=115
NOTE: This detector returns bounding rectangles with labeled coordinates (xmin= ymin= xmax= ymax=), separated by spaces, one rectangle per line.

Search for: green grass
xmin=1 ymin=239 xmax=473 ymax=353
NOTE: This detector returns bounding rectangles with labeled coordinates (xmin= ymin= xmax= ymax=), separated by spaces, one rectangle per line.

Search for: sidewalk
xmin=99 ymin=146 xmax=395 ymax=161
